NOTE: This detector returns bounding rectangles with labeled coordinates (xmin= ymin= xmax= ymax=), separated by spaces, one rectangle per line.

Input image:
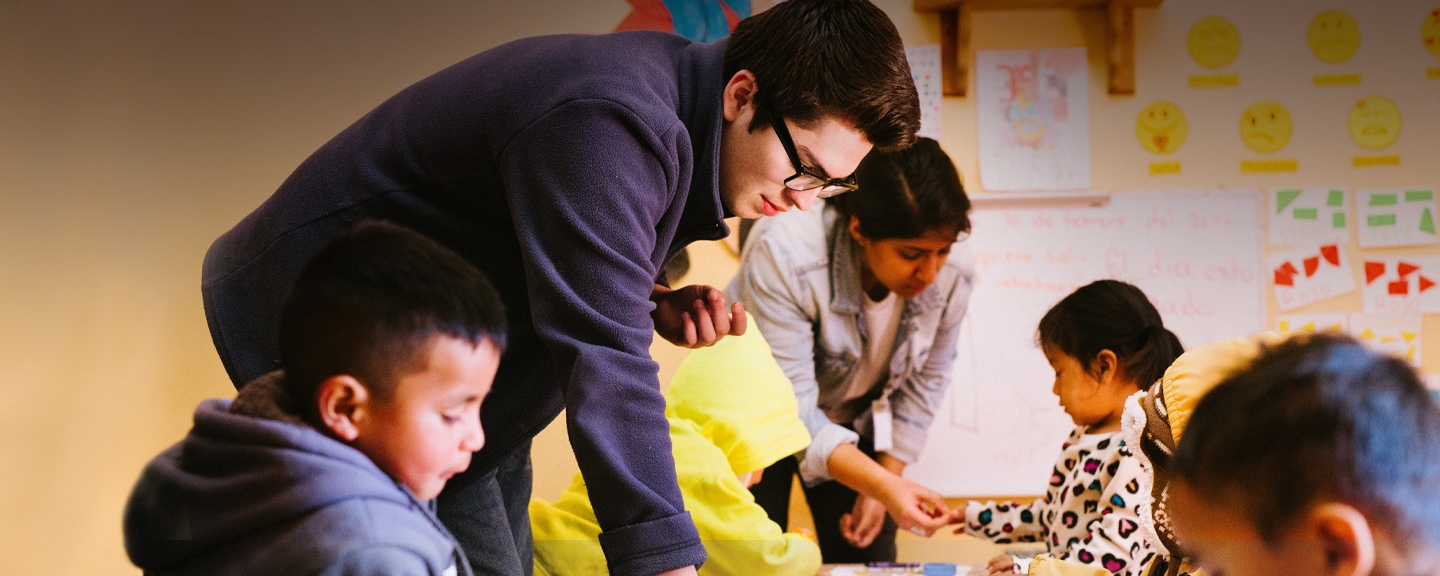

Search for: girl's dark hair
xmin=1174 ymin=334 xmax=1440 ymax=550
xmin=827 ymin=137 xmax=970 ymax=241
xmin=725 ymin=0 xmax=919 ymax=151
xmin=1037 ymin=280 xmax=1182 ymax=389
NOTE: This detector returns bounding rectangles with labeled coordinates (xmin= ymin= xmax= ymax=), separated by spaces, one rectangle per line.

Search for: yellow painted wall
xmin=2 ymin=0 xmax=1435 ymax=573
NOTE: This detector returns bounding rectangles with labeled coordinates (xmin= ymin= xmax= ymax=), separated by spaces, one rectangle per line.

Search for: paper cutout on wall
xmin=905 ymin=44 xmax=943 ymax=141
xmin=1240 ymin=101 xmax=1293 ymax=154
xmin=1189 ymin=16 xmax=1241 ymax=69
xmin=1308 ymin=10 xmax=1361 ymax=64
xmin=1350 ymin=313 xmax=1422 ymax=368
xmin=1361 ymin=256 xmax=1440 ymax=313
xmin=1269 ymin=243 xmax=1356 ymax=311
xmin=1268 ymin=187 xmax=1349 ymax=247
xmin=1357 ymin=187 xmax=1439 ymax=248
xmin=976 ymin=48 xmax=1091 ymax=191
xmin=1276 ymin=313 xmax=1349 ymax=334
xmin=1136 ymin=101 xmax=1187 ymax=155
xmin=1348 ymin=96 xmax=1402 ymax=150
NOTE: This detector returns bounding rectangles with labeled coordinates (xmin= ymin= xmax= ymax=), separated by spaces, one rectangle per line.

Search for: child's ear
xmin=1308 ymin=503 xmax=1376 ymax=576
xmin=316 ymin=375 xmax=370 ymax=442
xmin=1093 ymin=349 xmax=1119 ymax=385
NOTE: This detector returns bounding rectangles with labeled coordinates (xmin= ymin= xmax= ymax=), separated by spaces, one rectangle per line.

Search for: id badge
xmin=871 ymin=399 xmax=893 ymax=453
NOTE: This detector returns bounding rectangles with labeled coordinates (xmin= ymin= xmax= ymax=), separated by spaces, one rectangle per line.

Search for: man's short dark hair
xmin=1174 ymin=334 xmax=1440 ymax=555
xmin=278 ymin=221 xmax=506 ymax=419
xmin=724 ymin=0 xmax=920 ymax=152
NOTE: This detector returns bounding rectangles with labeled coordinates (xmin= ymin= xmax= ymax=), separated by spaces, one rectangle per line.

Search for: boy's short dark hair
xmin=278 ymin=221 xmax=506 ymax=420
xmin=1174 ymin=334 xmax=1440 ymax=553
xmin=724 ymin=0 xmax=920 ymax=152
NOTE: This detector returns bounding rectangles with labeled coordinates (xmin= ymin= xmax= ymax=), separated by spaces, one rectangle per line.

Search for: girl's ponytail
xmin=1037 ymin=280 xmax=1184 ymax=390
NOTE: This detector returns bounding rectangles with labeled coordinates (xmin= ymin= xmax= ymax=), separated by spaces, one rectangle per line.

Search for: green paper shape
xmin=1406 ymin=190 xmax=1434 ymax=202
xmin=1327 ymin=190 xmax=1344 ymax=207
xmin=1276 ymin=190 xmax=1302 ymax=213
xmin=1293 ymin=208 xmax=1318 ymax=220
xmin=1422 ymin=209 xmax=1436 ymax=236
xmin=1333 ymin=213 xmax=1346 ymax=229
xmin=1368 ymin=214 xmax=1397 ymax=227
xmin=1370 ymin=194 xmax=1399 ymax=206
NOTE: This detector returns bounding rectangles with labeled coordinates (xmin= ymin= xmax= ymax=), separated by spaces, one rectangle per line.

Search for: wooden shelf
xmin=913 ymin=0 xmax=1162 ymax=96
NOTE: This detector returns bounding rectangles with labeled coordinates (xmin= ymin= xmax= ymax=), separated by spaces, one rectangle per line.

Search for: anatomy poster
xmin=976 ymin=48 xmax=1090 ymax=191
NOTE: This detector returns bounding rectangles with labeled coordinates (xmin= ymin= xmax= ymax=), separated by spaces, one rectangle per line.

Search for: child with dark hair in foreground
xmin=1169 ymin=333 xmax=1440 ymax=576
xmin=124 ymin=221 xmax=507 ymax=576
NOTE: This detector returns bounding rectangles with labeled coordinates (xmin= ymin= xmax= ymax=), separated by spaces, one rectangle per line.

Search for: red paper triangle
xmin=1365 ymin=261 xmax=1386 ymax=284
xmin=1281 ymin=262 xmax=1299 ymax=276
xmin=1389 ymin=280 xmax=1410 ymax=296
xmin=1398 ymin=262 xmax=1420 ymax=278
xmin=1274 ymin=269 xmax=1295 ymax=287
xmin=1304 ymin=256 xmax=1321 ymax=278
xmin=1421 ymin=276 xmax=1436 ymax=293
xmin=1320 ymin=245 xmax=1340 ymax=267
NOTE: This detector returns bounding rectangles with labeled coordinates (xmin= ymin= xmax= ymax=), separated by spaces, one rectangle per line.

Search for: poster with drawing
xmin=1268 ymin=187 xmax=1350 ymax=247
xmin=905 ymin=44 xmax=943 ymax=141
xmin=976 ymin=48 xmax=1090 ymax=191
xmin=1361 ymin=257 xmax=1440 ymax=314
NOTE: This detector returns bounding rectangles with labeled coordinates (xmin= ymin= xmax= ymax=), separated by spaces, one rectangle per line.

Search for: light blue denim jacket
xmin=729 ymin=203 xmax=975 ymax=485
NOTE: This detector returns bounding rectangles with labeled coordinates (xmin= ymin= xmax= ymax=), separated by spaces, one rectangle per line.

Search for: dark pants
xmin=438 ymin=440 xmax=534 ymax=576
xmin=749 ymin=440 xmax=898 ymax=563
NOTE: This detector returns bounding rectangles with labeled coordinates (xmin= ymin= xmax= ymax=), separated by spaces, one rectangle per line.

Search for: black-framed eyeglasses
xmin=762 ymin=97 xmax=859 ymax=199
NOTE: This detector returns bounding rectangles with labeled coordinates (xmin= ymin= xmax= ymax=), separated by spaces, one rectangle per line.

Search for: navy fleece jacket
xmin=200 ymin=32 xmax=728 ymax=574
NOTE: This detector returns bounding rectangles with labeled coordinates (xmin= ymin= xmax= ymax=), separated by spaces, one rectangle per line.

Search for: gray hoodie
xmin=123 ymin=373 xmax=472 ymax=576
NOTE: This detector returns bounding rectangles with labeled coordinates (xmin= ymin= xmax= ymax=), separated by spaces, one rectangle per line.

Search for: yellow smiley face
xmin=1308 ymin=10 xmax=1360 ymax=64
xmin=1136 ymin=101 xmax=1188 ymax=155
xmin=1424 ymin=8 xmax=1440 ymax=57
xmin=1188 ymin=16 xmax=1241 ymax=69
xmin=1240 ymin=101 xmax=1293 ymax=154
xmin=1348 ymin=96 xmax=1402 ymax=150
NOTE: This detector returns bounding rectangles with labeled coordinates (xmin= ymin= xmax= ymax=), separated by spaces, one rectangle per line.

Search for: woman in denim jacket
xmin=733 ymin=138 xmax=976 ymax=562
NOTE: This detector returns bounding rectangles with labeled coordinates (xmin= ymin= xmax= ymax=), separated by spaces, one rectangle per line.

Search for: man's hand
xmin=840 ymin=493 xmax=888 ymax=548
xmin=651 ymin=284 xmax=746 ymax=348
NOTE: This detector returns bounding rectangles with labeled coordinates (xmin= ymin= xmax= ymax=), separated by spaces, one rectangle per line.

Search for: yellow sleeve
xmin=529 ymin=474 xmax=607 ymax=575
xmin=670 ymin=422 xmax=820 ymax=576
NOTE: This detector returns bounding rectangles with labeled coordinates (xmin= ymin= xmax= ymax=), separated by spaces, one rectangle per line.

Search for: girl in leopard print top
xmin=951 ymin=281 xmax=1183 ymax=576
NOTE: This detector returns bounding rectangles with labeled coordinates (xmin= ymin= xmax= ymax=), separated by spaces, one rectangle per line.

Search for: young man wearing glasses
xmin=200 ymin=1 xmax=918 ymax=575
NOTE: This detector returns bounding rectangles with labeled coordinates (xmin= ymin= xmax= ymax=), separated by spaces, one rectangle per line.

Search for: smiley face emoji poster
xmin=1188 ymin=16 xmax=1241 ymax=68
xmin=1348 ymin=96 xmax=1402 ymax=150
xmin=1136 ymin=102 xmax=1188 ymax=154
xmin=1240 ymin=102 xmax=1293 ymax=154
xmin=1424 ymin=8 xmax=1440 ymax=57
xmin=1309 ymin=10 xmax=1361 ymax=64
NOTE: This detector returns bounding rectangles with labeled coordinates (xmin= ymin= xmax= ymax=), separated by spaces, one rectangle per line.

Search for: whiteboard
xmin=906 ymin=189 xmax=1265 ymax=497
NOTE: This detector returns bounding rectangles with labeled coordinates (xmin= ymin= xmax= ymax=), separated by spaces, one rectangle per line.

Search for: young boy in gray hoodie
xmin=123 ymin=221 xmax=507 ymax=576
